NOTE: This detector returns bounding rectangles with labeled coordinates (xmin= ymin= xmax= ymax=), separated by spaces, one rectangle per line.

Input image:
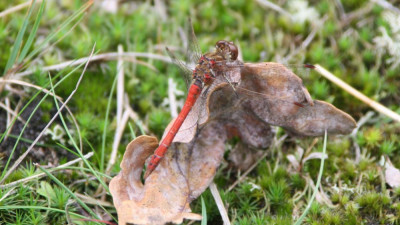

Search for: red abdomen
xmin=144 ymin=80 xmax=203 ymax=178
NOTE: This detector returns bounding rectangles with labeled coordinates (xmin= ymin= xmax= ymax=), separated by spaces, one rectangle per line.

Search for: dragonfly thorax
xmin=192 ymin=55 xmax=218 ymax=86
xmin=192 ymin=40 xmax=238 ymax=87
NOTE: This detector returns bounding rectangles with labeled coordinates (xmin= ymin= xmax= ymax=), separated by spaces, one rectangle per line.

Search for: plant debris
xmin=110 ymin=62 xmax=356 ymax=224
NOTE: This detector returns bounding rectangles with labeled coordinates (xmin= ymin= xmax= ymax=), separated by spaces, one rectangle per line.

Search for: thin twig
xmin=335 ymin=0 xmax=346 ymax=20
xmin=339 ymin=3 xmax=374 ymax=28
xmin=0 ymin=152 xmax=93 ymax=189
xmin=106 ymin=45 xmax=128 ymax=174
xmin=351 ymin=111 xmax=375 ymax=164
xmin=124 ymin=94 xmax=148 ymax=133
xmin=256 ymin=0 xmax=292 ymax=19
xmin=0 ymin=0 xmax=43 ymax=18
xmin=5 ymin=98 xmax=11 ymax=129
xmin=210 ymin=182 xmax=231 ymax=225
xmin=106 ymin=109 xmax=130 ymax=174
xmin=74 ymin=192 xmax=114 ymax=207
xmin=315 ymin=64 xmax=400 ymax=123
xmin=0 ymin=101 xmax=26 ymax=124
xmin=4 ymin=100 xmax=23 ymax=142
xmin=351 ymin=111 xmax=375 ymax=137
xmin=15 ymin=52 xmax=172 ymax=78
xmin=168 ymin=78 xmax=178 ymax=118
xmin=154 ymin=0 xmax=167 ymax=21
xmin=116 ymin=45 xmax=124 ymax=132
xmin=0 ymin=77 xmax=63 ymax=101
xmin=0 ymin=45 xmax=95 ymax=184
xmin=283 ymin=16 xmax=327 ymax=62
xmin=371 ymin=0 xmax=400 ymax=14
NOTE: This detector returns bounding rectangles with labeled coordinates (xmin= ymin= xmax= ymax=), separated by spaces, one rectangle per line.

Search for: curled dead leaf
xmin=110 ymin=62 xmax=356 ymax=224
xmin=110 ymin=122 xmax=227 ymax=225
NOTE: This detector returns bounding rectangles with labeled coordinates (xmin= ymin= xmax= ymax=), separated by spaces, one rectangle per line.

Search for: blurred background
xmin=0 ymin=0 xmax=400 ymax=224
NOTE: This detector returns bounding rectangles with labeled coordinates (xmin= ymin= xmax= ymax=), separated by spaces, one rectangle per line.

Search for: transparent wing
xmin=186 ymin=18 xmax=202 ymax=64
xmin=166 ymin=47 xmax=193 ymax=89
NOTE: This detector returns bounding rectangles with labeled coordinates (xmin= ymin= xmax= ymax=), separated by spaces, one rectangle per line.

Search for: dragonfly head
xmin=216 ymin=40 xmax=238 ymax=61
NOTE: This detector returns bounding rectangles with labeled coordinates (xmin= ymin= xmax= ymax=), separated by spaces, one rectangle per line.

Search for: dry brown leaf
xmin=110 ymin=62 xmax=356 ymax=224
xmin=110 ymin=121 xmax=227 ymax=225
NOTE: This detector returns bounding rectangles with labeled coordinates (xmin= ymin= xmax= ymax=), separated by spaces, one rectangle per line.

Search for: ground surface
xmin=0 ymin=0 xmax=400 ymax=224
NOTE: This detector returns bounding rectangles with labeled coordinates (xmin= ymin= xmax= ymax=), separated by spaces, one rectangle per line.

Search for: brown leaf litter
xmin=110 ymin=62 xmax=356 ymax=225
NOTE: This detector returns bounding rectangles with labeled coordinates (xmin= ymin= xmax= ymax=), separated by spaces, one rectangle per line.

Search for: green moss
xmin=341 ymin=160 xmax=357 ymax=181
xmin=312 ymin=80 xmax=330 ymax=100
xmin=338 ymin=37 xmax=352 ymax=51
xmin=2 ymin=0 xmax=400 ymax=223
xmin=380 ymin=140 xmax=396 ymax=156
xmin=322 ymin=20 xmax=337 ymax=37
xmin=362 ymin=50 xmax=374 ymax=65
xmin=356 ymin=192 xmax=391 ymax=216
xmin=148 ymin=109 xmax=171 ymax=136
xmin=290 ymin=173 xmax=306 ymax=190
xmin=342 ymin=0 xmax=368 ymax=11
xmin=364 ymin=127 xmax=383 ymax=147
xmin=317 ymin=1 xmax=330 ymax=15
xmin=328 ymin=139 xmax=350 ymax=156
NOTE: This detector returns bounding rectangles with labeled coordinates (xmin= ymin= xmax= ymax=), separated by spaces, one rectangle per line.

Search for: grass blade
xmin=47 ymin=48 xmax=110 ymax=192
xmin=294 ymin=130 xmax=327 ymax=225
xmin=0 ymin=59 xmax=89 ymax=183
xmin=0 ymin=205 xmax=88 ymax=220
xmin=36 ymin=164 xmax=99 ymax=220
xmin=25 ymin=0 xmax=93 ymax=61
xmin=201 ymin=196 xmax=207 ymax=225
xmin=18 ymin=0 xmax=46 ymax=62
xmin=100 ymin=71 xmax=119 ymax=172
xmin=3 ymin=0 xmax=36 ymax=75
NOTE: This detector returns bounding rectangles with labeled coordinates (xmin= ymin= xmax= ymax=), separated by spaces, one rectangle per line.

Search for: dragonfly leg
xmin=222 ymin=72 xmax=239 ymax=98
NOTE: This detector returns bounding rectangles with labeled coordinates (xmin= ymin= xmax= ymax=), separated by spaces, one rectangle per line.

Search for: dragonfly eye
xmin=216 ymin=40 xmax=238 ymax=60
xmin=228 ymin=42 xmax=238 ymax=60
xmin=216 ymin=40 xmax=227 ymax=49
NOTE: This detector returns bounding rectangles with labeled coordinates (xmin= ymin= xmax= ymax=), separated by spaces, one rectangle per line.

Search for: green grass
xmin=1 ymin=0 xmax=400 ymax=224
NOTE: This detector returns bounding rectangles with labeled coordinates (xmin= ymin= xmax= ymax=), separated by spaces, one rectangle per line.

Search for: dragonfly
xmin=143 ymin=24 xmax=315 ymax=179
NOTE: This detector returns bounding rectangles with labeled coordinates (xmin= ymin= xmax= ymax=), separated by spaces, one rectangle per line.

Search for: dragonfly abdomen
xmin=144 ymin=79 xmax=203 ymax=178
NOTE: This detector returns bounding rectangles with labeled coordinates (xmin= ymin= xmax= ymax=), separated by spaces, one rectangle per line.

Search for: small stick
xmin=106 ymin=110 xmax=130 ymax=174
xmin=351 ymin=111 xmax=375 ymax=164
xmin=116 ymin=45 xmax=124 ymax=128
xmin=371 ymin=0 xmax=400 ymax=14
xmin=256 ymin=0 xmax=292 ymax=19
xmin=0 ymin=0 xmax=43 ymax=18
xmin=14 ymin=52 xmax=172 ymax=78
xmin=168 ymin=78 xmax=179 ymax=118
xmin=210 ymin=182 xmax=231 ymax=225
xmin=314 ymin=64 xmax=400 ymax=123
xmin=0 ymin=78 xmax=63 ymax=100
xmin=0 ymin=101 xmax=26 ymax=124
xmin=0 ymin=152 xmax=93 ymax=189
xmin=105 ymin=45 xmax=126 ymax=174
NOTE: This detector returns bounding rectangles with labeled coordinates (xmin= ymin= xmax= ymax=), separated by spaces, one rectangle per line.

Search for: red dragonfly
xmin=144 ymin=24 xmax=315 ymax=179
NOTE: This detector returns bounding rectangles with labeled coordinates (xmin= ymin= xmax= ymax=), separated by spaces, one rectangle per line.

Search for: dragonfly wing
xmin=165 ymin=79 xmax=222 ymax=144
xmin=186 ymin=18 xmax=202 ymax=64
xmin=161 ymin=92 xmax=204 ymax=144
xmin=166 ymin=47 xmax=193 ymax=89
